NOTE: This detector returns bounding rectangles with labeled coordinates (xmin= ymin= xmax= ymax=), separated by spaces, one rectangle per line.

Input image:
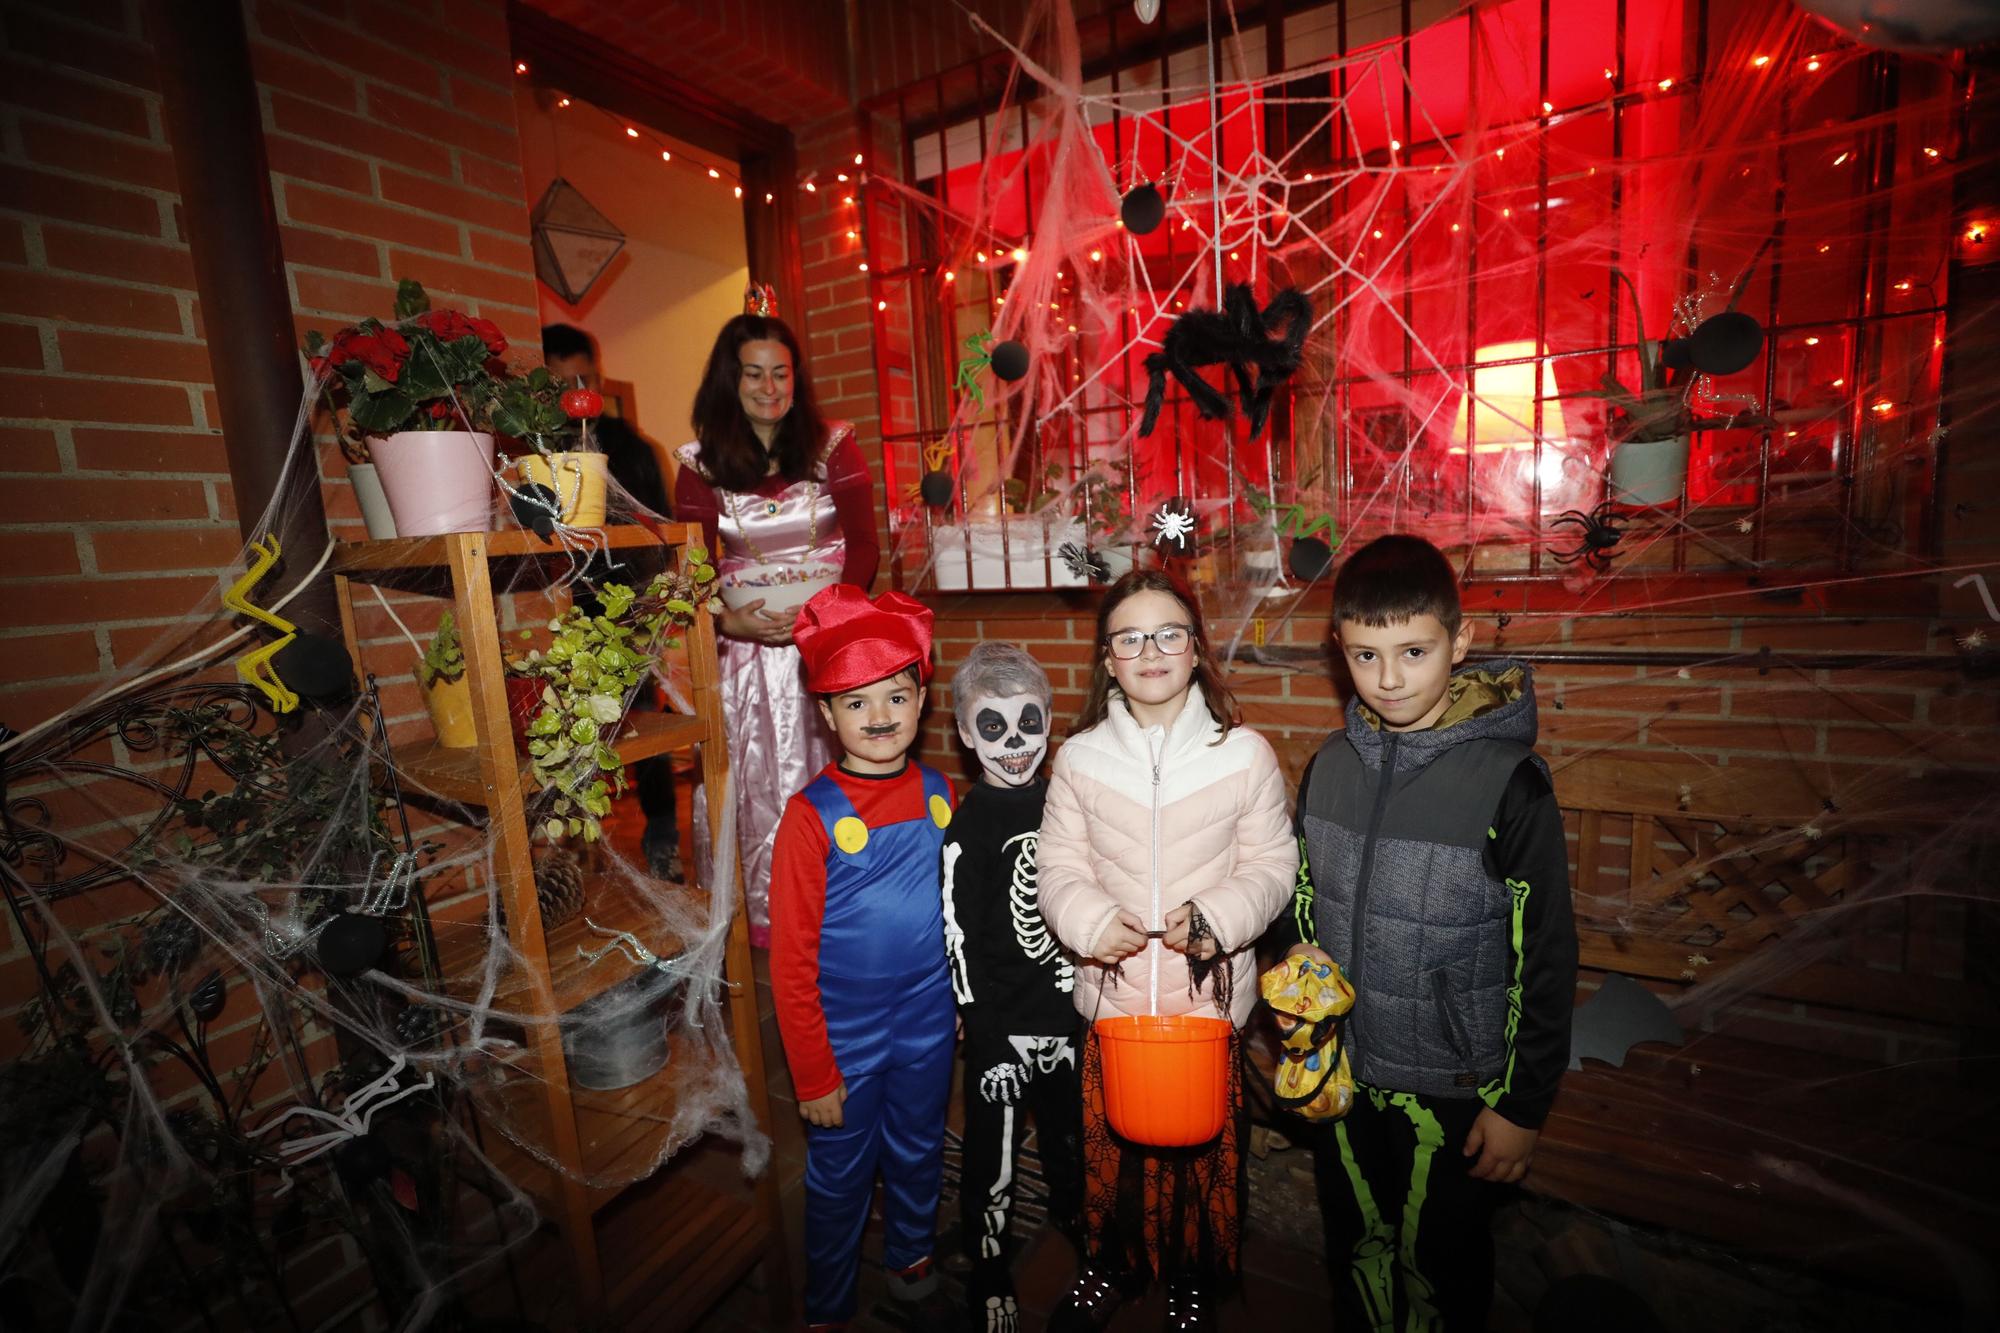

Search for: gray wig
xmin=949 ymin=642 xmax=1053 ymax=731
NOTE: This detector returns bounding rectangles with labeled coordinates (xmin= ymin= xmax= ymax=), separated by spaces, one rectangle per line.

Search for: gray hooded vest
xmin=1298 ymin=662 xmax=1547 ymax=1100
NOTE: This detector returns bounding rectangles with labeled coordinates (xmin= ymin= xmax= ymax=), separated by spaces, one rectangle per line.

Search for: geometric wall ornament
xmin=531 ymin=177 xmax=625 ymax=304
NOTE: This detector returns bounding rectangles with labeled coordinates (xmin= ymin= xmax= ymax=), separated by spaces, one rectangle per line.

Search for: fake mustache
xmin=861 ymin=723 xmax=901 ymax=737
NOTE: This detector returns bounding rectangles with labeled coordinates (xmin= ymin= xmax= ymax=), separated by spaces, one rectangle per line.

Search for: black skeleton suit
xmin=941 ymin=775 xmax=1085 ymax=1329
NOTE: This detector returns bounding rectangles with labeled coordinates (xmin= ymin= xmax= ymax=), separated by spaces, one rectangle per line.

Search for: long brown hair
xmin=689 ymin=314 xmax=828 ymax=492
xmin=1073 ymin=568 xmax=1240 ymax=740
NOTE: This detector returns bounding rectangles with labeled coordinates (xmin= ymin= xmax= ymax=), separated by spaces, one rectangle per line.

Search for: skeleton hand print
xmin=1008 ymin=1033 xmax=1077 ymax=1075
xmin=978 ymin=1061 xmax=1029 ymax=1105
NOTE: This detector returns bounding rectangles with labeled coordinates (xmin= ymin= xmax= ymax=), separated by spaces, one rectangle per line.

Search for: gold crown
xmin=745 ymin=282 xmax=779 ymax=317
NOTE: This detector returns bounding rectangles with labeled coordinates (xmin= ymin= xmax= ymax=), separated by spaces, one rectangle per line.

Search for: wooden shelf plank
xmin=393 ymin=710 xmax=710 ymax=807
xmin=434 ymin=876 xmax=708 ymax=1016
xmin=330 ymin=522 xmax=701 ymax=575
xmin=597 ymin=1167 xmax=773 ymax=1326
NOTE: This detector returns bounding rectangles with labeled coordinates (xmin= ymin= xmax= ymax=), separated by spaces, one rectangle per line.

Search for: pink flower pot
xmin=369 ymin=431 xmax=497 ymax=536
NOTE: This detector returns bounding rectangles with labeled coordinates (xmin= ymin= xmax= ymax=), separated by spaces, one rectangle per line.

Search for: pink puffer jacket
xmin=1038 ymin=684 xmax=1297 ymax=1026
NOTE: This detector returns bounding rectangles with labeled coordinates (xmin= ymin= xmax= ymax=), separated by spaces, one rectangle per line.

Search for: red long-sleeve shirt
xmin=768 ymin=761 xmax=953 ymax=1102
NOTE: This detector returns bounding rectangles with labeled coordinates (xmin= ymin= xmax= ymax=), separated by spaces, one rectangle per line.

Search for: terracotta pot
xmin=368 ymin=430 xmax=496 ymax=536
xmin=1093 ymin=1014 xmax=1232 ymax=1147
xmin=349 ymin=462 xmax=398 ymax=539
xmin=514 ymin=451 xmax=609 ymax=528
xmin=420 ymin=672 xmax=476 ymax=748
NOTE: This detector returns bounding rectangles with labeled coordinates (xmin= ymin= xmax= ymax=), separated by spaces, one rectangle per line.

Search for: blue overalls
xmin=801 ymin=764 xmax=957 ymax=1325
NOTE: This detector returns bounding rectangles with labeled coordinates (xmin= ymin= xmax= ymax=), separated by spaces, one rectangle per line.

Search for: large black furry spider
xmin=1550 ymin=501 xmax=1628 ymax=574
xmin=1138 ymin=284 xmax=1312 ymax=440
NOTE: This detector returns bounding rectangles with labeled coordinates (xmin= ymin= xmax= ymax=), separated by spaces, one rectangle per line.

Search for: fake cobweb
xmin=0 ymin=342 xmax=766 ymax=1331
xmin=870 ymin=0 xmax=1998 ymax=1322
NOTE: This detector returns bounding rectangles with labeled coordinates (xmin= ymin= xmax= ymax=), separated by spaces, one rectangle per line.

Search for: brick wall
xmin=0 ymin=1 xmax=541 ymax=1326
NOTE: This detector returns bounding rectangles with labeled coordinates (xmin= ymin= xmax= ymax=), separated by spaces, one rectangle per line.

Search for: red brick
xmin=21 ymin=120 xmax=178 ymax=193
xmin=0 ymin=426 xmax=62 ymax=473
xmin=5 ymin=271 xmax=185 ymax=336
xmin=467 ymin=230 xmax=531 ymax=272
xmin=1743 ymin=618 xmax=1931 ymax=654
xmin=91 ymin=526 xmax=244 ymax=573
xmin=458 ymin=153 xmax=523 ymax=198
xmin=351 ymin=1 xmax=509 ymax=80
xmin=0 ymin=322 xmax=45 ymax=370
xmin=279 ymin=224 xmax=382 ymax=278
xmin=284 ymin=182 xmax=461 ymax=256
xmin=2 ymin=6 xmax=158 ymax=91
xmin=0 ymin=630 xmax=99 ymax=682
xmin=1730 ymin=686 xmax=1918 ymax=723
xmin=55 ymin=330 xmax=213 ymax=383
xmin=1562 ymin=615 xmax=1738 ymax=650
xmin=0 ymin=476 xmax=208 ymax=524
xmin=0 ymin=56 xmax=151 ymax=136
xmin=0 ymin=372 xmax=193 ymax=426
xmin=0 ymin=678 xmax=104 ymax=729
xmin=378 ymin=165 xmax=527 ymax=235
xmin=8 ymin=574 xmax=219 ymax=629
xmin=248 ymin=38 xmax=360 ymax=112
xmin=384 ymin=250 xmax=535 ymax=307
xmin=445 ymin=73 xmax=514 ymax=124
xmin=72 ymin=426 xmax=227 ymax=474
xmin=0 ymin=163 xmax=160 ymax=236
xmin=269 ymin=92 xmax=452 ymax=178
xmin=1644 ymin=717 xmax=1820 ymax=757
xmin=107 ymin=620 xmax=232 ymax=668
xmin=292 ymin=269 xmax=401 ymax=320
xmin=41 ymin=224 xmax=197 ymax=290
xmin=0 ymin=529 xmax=82 ymax=577
xmin=252 ymin=1 xmax=440 ymax=95
xmin=0 ymin=220 xmax=24 ymax=266
xmin=362 ymin=83 xmax=518 ymax=164
xmin=263 ymin=134 xmax=374 ymax=196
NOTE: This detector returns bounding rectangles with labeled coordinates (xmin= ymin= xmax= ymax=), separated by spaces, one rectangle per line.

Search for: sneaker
xmin=642 ymin=829 xmax=682 ymax=882
xmin=1162 ymin=1273 xmax=1212 ymax=1332
xmin=885 ymin=1256 xmax=958 ymax=1327
xmin=1048 ymin=1267 xmax=1124 ymax=1333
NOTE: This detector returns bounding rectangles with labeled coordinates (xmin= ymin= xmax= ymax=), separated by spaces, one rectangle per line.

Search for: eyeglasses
xmin=1104 ymin=624 xmax=1194 ymax=659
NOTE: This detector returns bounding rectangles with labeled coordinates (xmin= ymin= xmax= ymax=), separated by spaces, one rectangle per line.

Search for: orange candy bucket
xmin=1094 ymin=1014 xmax=1233 ymax=1147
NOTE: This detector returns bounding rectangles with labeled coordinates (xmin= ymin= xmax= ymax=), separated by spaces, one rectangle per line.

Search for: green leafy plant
xmin=419 ymin=611 xmax=465 ymax=688
xmin=488 ymin=365 xmax=579 ymax=452
xmin=304 ymin=279 xmax=506 ymax=436
xmin=514 ymin=551 xmax=718 ymax=842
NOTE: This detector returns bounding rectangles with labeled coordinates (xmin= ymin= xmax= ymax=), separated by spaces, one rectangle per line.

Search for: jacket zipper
xmin=1148 ymin=729 xmax=1163 ymax=1017
xmin=1348 ymin=731 xmax=1399 ymax=1054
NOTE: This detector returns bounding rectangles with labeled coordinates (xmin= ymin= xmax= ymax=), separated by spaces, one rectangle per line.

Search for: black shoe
xmin=967 ymin=1266 xmax=1020 ymax=1332
xmin=1048 ymin=1267 xmax=1124 ymax=1333
xmin=1162 ymin=1273 xmax=1212 ymax=1332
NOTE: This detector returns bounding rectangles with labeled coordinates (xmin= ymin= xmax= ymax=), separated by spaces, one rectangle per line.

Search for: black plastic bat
xmin=1567 ymin=972 xmax=1684 ymax=1070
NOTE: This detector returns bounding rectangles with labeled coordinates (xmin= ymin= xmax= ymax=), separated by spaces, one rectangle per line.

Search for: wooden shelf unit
xmin=332 ymin=523 xmax=789 ymax=1329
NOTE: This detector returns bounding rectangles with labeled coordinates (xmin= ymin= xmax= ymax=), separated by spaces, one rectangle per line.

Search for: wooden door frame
xmin=508 ymin=3 xmax=807 ymax=337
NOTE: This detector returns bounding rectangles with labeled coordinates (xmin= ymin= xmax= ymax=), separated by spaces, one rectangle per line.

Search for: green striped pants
xmin=1310 ymin=1086 xmax=1497 ymax=1332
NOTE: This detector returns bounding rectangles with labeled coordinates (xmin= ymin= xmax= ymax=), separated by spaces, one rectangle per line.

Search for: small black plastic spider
xmin=1550 ymin=501 xmax=1627 ymax=573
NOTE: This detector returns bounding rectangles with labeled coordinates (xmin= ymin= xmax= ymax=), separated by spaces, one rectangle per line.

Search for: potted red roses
xmin=307 ymin=280 xmax=509 ymax=537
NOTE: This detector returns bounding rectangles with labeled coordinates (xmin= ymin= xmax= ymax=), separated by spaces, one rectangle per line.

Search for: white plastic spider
xmin=1151 ymin=505 xmax=1196 ymax=548
xmin=252 ymin=1054 xmax=435 ymax=1194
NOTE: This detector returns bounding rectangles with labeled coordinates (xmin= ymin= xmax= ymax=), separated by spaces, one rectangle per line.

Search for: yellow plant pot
xmin=422 ymin=672 xmax=477 ymax=748
xmin=515 ymin=452 xmax=609 ymax=528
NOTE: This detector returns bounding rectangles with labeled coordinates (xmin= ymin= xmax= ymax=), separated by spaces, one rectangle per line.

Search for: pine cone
xmin=535 ymin=850 xmax=587 ymax=928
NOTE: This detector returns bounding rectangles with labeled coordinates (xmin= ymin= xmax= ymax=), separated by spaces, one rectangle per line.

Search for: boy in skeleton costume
xmin=941 ymin=644 xmax=1084 ymax=1332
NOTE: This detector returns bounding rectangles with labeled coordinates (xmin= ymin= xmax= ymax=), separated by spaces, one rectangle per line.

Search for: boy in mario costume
xmin=769 ymin=584 xmax=959 ymax=1329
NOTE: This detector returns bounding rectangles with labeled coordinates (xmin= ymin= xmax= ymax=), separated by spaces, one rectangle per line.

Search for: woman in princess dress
xmin=674 ymin=301 xmax=880 ymax=945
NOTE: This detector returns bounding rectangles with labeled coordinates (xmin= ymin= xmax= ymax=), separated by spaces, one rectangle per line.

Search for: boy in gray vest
xmin=1284 ymin=534 xmax=1576 ymax=1332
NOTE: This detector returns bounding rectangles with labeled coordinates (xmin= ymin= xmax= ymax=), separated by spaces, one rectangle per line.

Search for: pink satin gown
xmin=675 ymin=429 xmax=874 ymax=944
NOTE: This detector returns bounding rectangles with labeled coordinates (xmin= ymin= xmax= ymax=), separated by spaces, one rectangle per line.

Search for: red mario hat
xmin=794 ymin=586 xmax=935 ymax=695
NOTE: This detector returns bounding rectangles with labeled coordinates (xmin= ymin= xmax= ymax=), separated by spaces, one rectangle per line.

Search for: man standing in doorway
xmin=544 ymin=322 xmax=682 ymax=882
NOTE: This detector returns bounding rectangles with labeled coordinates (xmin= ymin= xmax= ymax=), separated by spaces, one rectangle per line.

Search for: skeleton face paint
xmin=959 ymin=692 xmax=1048 ymax=787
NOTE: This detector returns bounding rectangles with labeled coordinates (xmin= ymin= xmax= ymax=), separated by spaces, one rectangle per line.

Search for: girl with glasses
xmin=1036 ymin=569 xmax=1297 ymax=1331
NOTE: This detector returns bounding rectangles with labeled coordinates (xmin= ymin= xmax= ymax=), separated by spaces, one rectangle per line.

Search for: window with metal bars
xmin=855 ymin=0 xmax=1965 ymax=591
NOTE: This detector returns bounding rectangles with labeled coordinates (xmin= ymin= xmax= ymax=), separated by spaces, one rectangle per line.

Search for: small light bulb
xmin=557 ymin=97 xmax=571 ymax=107
xmin=1804 ymin=336 xmax=1820 ymax=346
xmin=708 ymin=167 xmax=720 ymax=178
xmin=1923 ymin=146 xmax=1940 ymax=159
xmin=858 ymin=262 xmax=868 ymax=271
xmin=661 ymin=150 xmax=672 ymax=162
xmin=877 ymin=299 xmax=888 ymax=311
xmin=944 ymin=270 xmax=956 ymax=282
xmin=854 ymin=153 xmax=864 ymax=166
xmin=1389 ymin=140 xmax=1401 ymax=152
xmin=843 ymin=196 xmax=854 ymax=205
xmin=516 ymin=61 xmax=529 ymax=74
xmin=1011 ymin=247 xmax=1028 ymax=262
xmin=1541 ymin=101 xmax=1553 ymax=114
xmin=976 ymin=250 xmax=987 ymax=262
xmin=1089 ymin=249 xmax=1102 ymax=262
xmin=1657 ymin=77 xmax=1673 ymax=91
xmin=626 ymin=127 xmax=639 ymax=138
xmin=804 ymin=182 xmax=817 ymax=192
xmin=1752 ymin=55 xmax=1770 ymax=68
xmin=1832 ymin=377 xmax=1845 ymax=387
xmin=1807 ymin=58 xmax=1821 ymax=72
xmin=1872 ymin=400 xmax=1893 ymax=414
xmin=846 ymin=229 xmax=857 ymax=239
xmin=837 ymin=173 xmax=848 ymax=182
xmin=1372 ymin=229 xmax=1383 ymax=239
xmin=734 ymin=186 xmax=743 ymax=198
xmin=765 ymin=193 xmax=774 ymax=203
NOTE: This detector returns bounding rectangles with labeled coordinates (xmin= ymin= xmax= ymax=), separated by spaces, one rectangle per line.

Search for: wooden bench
xmin=1533 ymin=756 xmax=1998 ymax=1295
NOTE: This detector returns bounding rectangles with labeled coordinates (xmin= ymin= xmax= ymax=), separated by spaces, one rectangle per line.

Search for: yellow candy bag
xmin=1259 ymin=954 xmax=1356 ymax=1121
